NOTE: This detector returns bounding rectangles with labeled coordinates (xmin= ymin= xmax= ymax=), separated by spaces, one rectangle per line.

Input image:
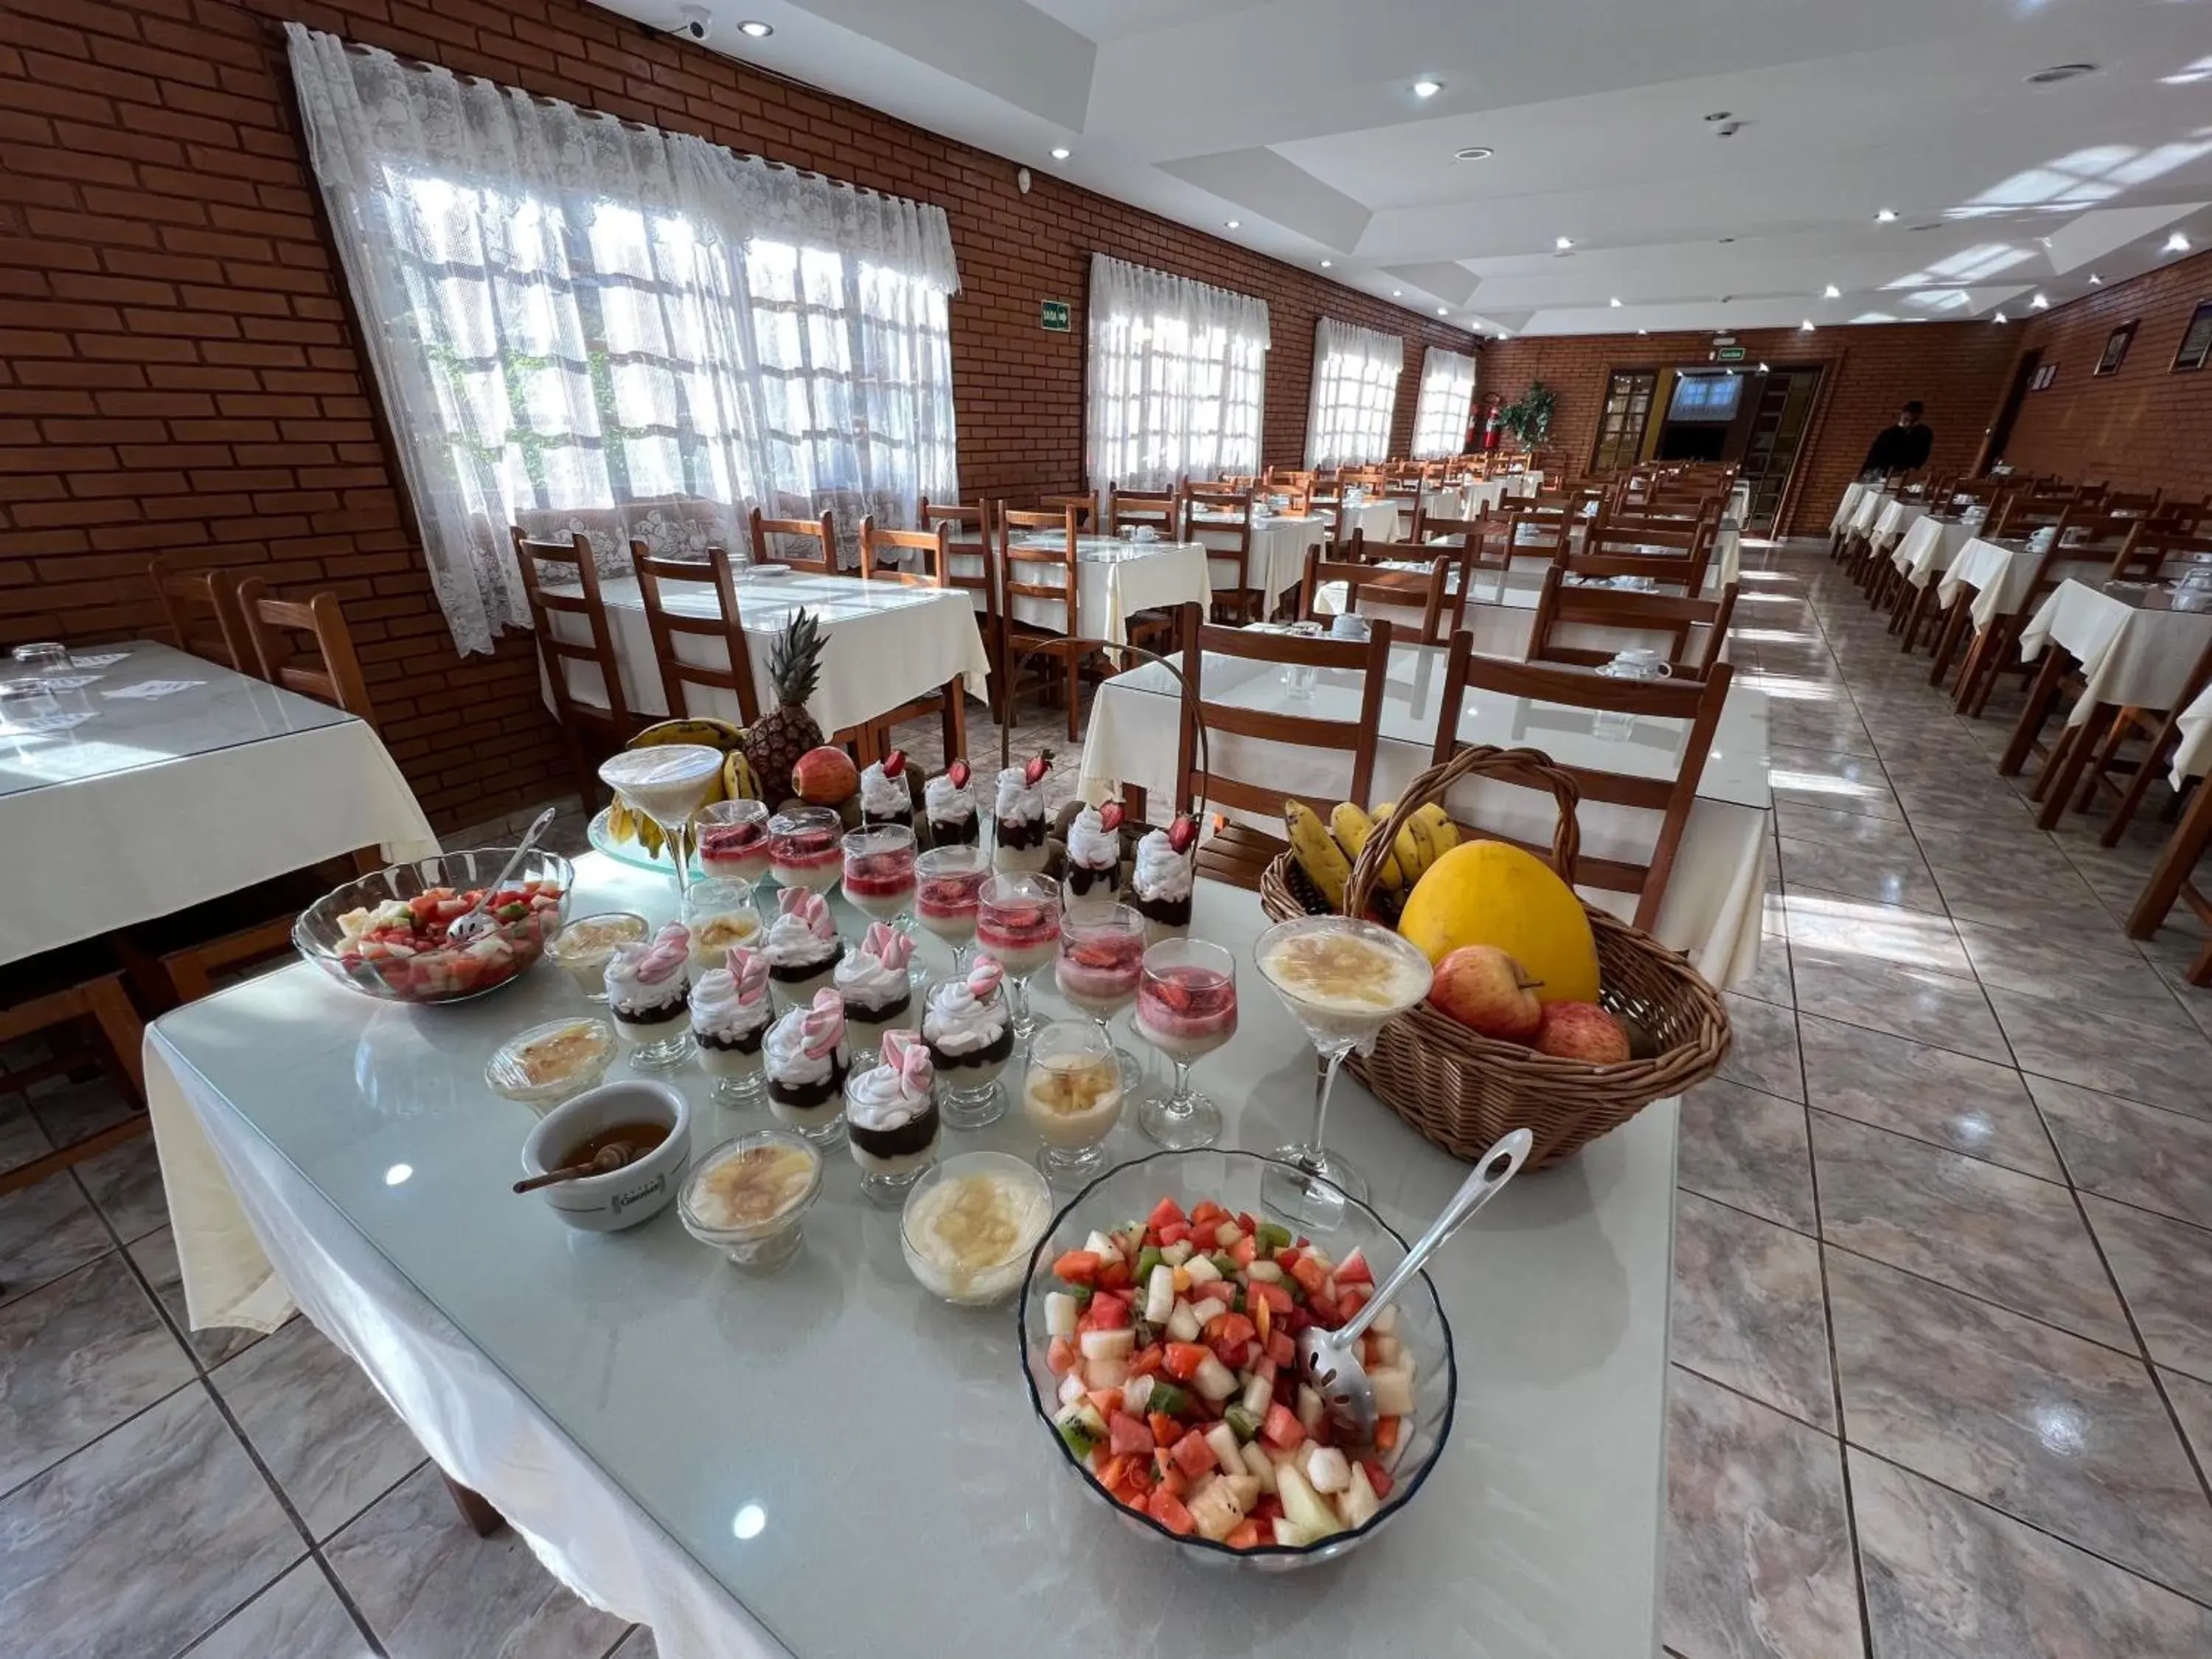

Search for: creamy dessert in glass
xmin=844 ymin=1028 xmax=941 ymax=1203
xmin=976 ymin=872 xmax=1060 ymax=1038
xmin=1133 ymin=937 xmax=1237 ymax=1150
xmin=834 ymin=922 xmax=917 ymax=1061
xmin=763 ymin=885 xmax=844 ymax=1009
xmin=679 ymin=1131 xmax=822 ymax=1273
xmin=858 ymin=751 xmax=915 ymax=830
xmin=841 ymin=823 xmax=917 ymax=925
xmin=599 ymin=745 xmax=723 ymax=900
xmin=691 ymin=946 xmax=774 ymax=1107
xmin=546 ymin=911 xmax=648 ymax=1002
xmin=484 ymin=1017 xmax=616 ymax=1113
xmin=914 ymin=844 xmax=987 ymax=971
xmin=764 ymin=989 xmax=849 ymax=1145
xmin=767 ymin=805 xmax=844 ymax=893
xmin=1061 ymin=802 xmax=1126 ymax=913
xmin=992 ymin=756 xmax=1051 ymax=874
xmin=922 ymin=959 xmax=1014 ymax=1130
xmin=924 ymin=760 xmax=979 ymax=847
xmin=1054 ymin=900 xmax=1147 ymax=1091
xmin=605 ymin=923 xmax=694 ymax=1071
xmin=1129 ymin=815 xmax=1199 ymax=945
xmin=695 ymin=799 xmax=773 ymax=888
xmin=1022 ymin=1019 xmax=1124 ymax=1189
xmin=900 ymin=1152 xmax=1051 ymax=1304
xmin=684 ymin=879 xmax=762 ymax=976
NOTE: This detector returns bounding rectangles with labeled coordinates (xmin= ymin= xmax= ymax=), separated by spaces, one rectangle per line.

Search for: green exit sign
xmin=1713 ymin=345 xmax=1746 ymax=362
xmin=1040 ymin=299 xmax=1071 ymax=333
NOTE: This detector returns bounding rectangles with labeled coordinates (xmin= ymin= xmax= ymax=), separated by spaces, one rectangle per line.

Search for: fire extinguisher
xmin=1481 ymin=401 xmax=1503 ymax=453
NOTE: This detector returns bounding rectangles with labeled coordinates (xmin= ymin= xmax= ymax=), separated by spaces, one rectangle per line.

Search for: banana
xmin=1412 ymin=804 xmax=1459 ymax=860
xmin=1328 ymin=802 xmax=1402 ymax=891
xmin=1370 ymin=801 xmax=1427 ymax=885
xmin=1284 ymin=801 xmax=1352 ymax=910
xmin=607 ymin=799 xmax=637 ymax=844
xmin=722 ymin=748 xmax=761 ymax=802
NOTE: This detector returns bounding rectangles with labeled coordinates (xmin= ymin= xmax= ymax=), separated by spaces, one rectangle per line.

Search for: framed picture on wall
xmin=2093 ymin=321 xmax=2137 ymax=375
xmin=2175 ymin=300 xmax=2212 ymax=372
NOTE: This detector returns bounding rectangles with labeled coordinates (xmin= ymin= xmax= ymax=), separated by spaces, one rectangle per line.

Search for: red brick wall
xmin=1483 ymin=322 xmax=2019 ymax=535
xmin=1993 ymin=248 xmax=2212 ymax=500
xmin=0 ymin=0 xmax=1472 ymax=830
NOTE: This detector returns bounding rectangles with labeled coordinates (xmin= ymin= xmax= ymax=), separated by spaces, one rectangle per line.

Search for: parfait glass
xmin=599 ymin=745 xmax=723 ymax=905
xmin=1054 ymin=899 xmax=1147 ymax=1092
xmin=682 ymin=879 xmax=764 ymax=975
xmin=1023 ymin=1020 xmax=1124 ymax=1189
xmin=914 ymin=845 xmax=987 ymax=973
xmin=1133 ymin=939 xmax=1237 ymax=1151
xmin=766 ymin=807 xmax=844 ymax=893
xmin=975 ymin=874 xmax=1060 ymax=1040
xmin=1254 ymin=915 xmax=1433 ymax=1222
xmin=695 ymin=799 xmax=773 ymax=895
xmin=842 ymin=824 xmax=918 ymax=932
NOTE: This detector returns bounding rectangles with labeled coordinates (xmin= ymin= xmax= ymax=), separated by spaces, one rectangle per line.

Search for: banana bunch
xmin=605 ymin=796 xmax=668 ymax=857
xmin=604 ymin=716 xmax=762 ymax=849
xmin=1285 ymin=798 xmax=1462 ymax=914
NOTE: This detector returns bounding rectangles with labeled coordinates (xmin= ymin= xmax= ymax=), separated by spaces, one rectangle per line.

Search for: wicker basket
xmin=1258 ymin=745 xmax=1731 ymax=1169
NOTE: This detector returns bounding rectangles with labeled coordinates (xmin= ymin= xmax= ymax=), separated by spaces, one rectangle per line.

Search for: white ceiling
xmin=595 ymin=0 xmax=2212 ymax=335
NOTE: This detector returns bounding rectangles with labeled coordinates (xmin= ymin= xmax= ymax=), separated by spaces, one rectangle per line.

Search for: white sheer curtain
xmin=1085 ymin=254 xmax=1268 ymax=492
xmin=1304 ymin=319 xmax=1402 ymax=470
xmin=1411 ymin=347 xmax=1478 ymax=459
xmin=287 ymin=24 xmax=959 ymax=654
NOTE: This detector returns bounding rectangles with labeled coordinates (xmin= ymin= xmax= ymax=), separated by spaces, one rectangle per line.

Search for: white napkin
xmin=103 ymin=678 xmax=205 ymax=700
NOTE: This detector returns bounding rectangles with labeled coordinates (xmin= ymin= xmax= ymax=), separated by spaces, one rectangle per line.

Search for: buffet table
xmin=0 ymin=640 xmax=437 ymax=965
xmin=146 ymin=857 xmax=1676 ymax=1659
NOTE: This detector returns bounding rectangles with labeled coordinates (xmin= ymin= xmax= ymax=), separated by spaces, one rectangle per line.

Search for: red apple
xmin=1534 ymin=1001 xmax=1630 ymax=1064
xmin=1428 ymin=945 xmax=1543 ymax=1043
xmin=792 ymin=745 xmax=859 ymax=805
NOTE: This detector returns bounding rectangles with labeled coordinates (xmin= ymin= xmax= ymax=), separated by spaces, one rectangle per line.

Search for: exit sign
xmin=1040 ymin=299 xmax=1071 ymax=333
xmin=1712 ymin=345 xmax=1746 ymax=362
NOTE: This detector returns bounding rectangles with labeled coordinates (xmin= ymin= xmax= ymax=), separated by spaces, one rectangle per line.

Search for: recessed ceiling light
xmin=1757 ymin=361 xmax=1770 ymax=372
xmin=1412 ymin=79 xmax=1443 ymax=98
xmin=1800 ymin=319 xmax=1816 ymax=332
xmin=2166 ymin=232 xmax=2191 ymax=253
xmin=1319 ymin=259 xmax=1332 ymax=268
xmin=1609 ymin=296 xmax=1622 ymax=307
xmin=2025 ymin=63 xmax=2097 ymax=84
xmin=737 ymin=20 xmax=773 ymax=37
xmin=1555 ymin=236 xmax=1574 ymax=250
xmin=1823 ymin=283 xmax=1840 ymax=299
xmin=1993 ymin=311 xmax=2008 ymax=324
xmin=2088 ymin=272 xmax=2103 ymax=285
xmin=1876 ymin=208 xmax=1898 ymax=223
xmin=1436 ymin=305 xmax=1448 ymax=315
xmin=1391 ymin=289 xmax=1402 ymax=297
xmin=1495 ymin=331 xmax=1509 ymax=340
xmin=1703 ymin=111 xmax=1733 ymax=122
xmin=2030 ymin=293 xmax=2050 ymax=309
xmin=1224 ymin=220 xmax=1240 ymax=229
xmin=1636 ymin=327 xmax=1649 ymax=335
xmin=1453 ymin=146 xmax=1494 ymax=161
xmin=1049 ymin=146 xmax=1071 ymax=161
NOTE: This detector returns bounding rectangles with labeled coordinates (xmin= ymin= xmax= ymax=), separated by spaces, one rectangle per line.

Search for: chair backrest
xmin=1556 ymin=549 xmax=1709 ymax=597
xmin=1526 ymin=565 xmax=1737 ymax=681
xmin=1174 ymin=602 xmax=1394 ymax=819
xmin=919 ymin=499 xmax=999 ymax=616
xmin=630 ymin=541 xmax=756 ymax=724
xmin=512 ymin=528 xmax=633 ymax=726
xmin=147 ymin=554 xmax=249 ymax=672
xmin=1037 ymin=493 xmax=1096 ymax=528
xmin=748 ymin=506 xmax=836 ymax=575
xmin=1416 ymin=513 xmax=1482 ymax=553
xmin=1110 ymin=487 xmax=1182 ymax=537
xmin=2100 ymin=487 xmax=2163 ymax=518
xmin=1581 ymin=513 xmax=1714 ymax=594
xmin=1299 ymin=546 xmax=1455 ymax=645
xmin=2108 ymin=526 xmax=2212 ymax=584
xmin=858 ymin=516 xmax=950 ymax=587
xmin=1431 ymin=641 xmax=1733 ymax=931
xmin=998 ymin=504 xmax=1080 ymax=635
xmin=232 ymin=580 xmax=376 ymax=726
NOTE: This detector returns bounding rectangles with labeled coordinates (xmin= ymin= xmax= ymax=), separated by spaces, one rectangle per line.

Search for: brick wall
xmin=1483 ymin=321 xmax=2019 ymax=535
xmin=0 ymin=0 xmax=1472 ymax=830
xmin=1993 ymin=248 xmax=2212 ymax=499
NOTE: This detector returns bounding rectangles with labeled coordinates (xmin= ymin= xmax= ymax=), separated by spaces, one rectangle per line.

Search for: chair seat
xmin=1194 ymin=824 xmax=1287 ymax=892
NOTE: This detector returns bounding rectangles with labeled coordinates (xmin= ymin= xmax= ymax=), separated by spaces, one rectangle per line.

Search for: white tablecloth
xmin=1891 ymin=517 xmax=1978 ymax=589
xmin=0 ymin=643 xmax=437 ymax=965
xmin=2170 ymin=684 xmax=2212 ymax=785
xmin=1938 ymin=538 xmax=2108 ymax=631
xmin=2019 ymin=580 xmax=2212 ymax=728
xmin=1847 ymin=487 xmax=1896 ymax=537
xmin=542 ymin=571 xmax=993 ymax=736
xmin=1830 ymin=481 xmax=1868 ymax=535
xmin=1870 ymin=498 xmax=1927 ymax=549
xmin=984 ymin=537 xmax=1211 ymax=642
xmin=1192 ymin=512 xmax=1331 ymax=603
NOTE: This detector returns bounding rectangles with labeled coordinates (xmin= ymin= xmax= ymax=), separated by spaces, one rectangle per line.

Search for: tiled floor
xmin=4 ymin=542 xmax=2210 ymax=1655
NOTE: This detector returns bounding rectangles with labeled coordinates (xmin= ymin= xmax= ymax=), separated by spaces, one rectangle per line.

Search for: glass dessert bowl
xmin=484 ymin=1016 xmax=616 ymax=1113
xmin=767 ymin=806 xmax=844 ymax=893
xmin=695 ymin=799 xmax=773 ymax=888
xmin=1022 ymin=1020 xmax=1124 ymax=1188
xmin=546 ymin=911 xmax=648 ymax=1003
xmin=294 ymin=849 xmax=572 ymax=1005
xmin=902 ymin=1150 xmax=1052 ymax=1304
xmin=680 ymin=1130 xmax=824 ymax=1273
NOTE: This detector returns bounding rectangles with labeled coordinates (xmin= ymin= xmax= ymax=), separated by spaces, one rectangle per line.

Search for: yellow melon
xmin=1397 ymin=840 xmax=1598 ymax=1004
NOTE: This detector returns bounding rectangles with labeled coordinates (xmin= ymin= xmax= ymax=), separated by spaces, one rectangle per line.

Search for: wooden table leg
xmin=1998 ymin=647 xmax=2071 ymax=776
xmin=1929 ymin=594 xmax=1973 ymax=687
xmin=2128 ymin=775 xmax=2212 ymax=937
xmin=439 ymin=1470 xmax=505 ymax=1537
xmin=2034 ymin=700 xmax=2110 ymax=828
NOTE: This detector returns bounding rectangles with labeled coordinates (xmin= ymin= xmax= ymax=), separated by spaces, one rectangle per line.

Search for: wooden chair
xmin=0 ymin=953 xmax=148 ymax=1198
xmin=234 ymin=580 xmax=377 ymax=723
xmin=1170 ymin=602 xmax=1394 ymax=890
xmin=1526 ymin=566 xmax=1736 ymax=681
xmin=2126 ymin=753 xmax=2212 ymax=984
xmin=148 ymin=554 xmax=250 ymax=671
xmin=1430 ymin=643 xmax=1732 ymax=931
xmin=1037 ymin=493 xmax=1096 ymax=528
xmin=920 ymin=499 xmax=1004 ymax=715
xmin=513 ymin=529 xmax=641 ymax=806
xmin=1109 ymin=487 xmax=1182 ymax=539
xmin=631 ymin=542 xmax=759 ymax=725
xmin=1953 ymin=504 xmax=2129 ymax=717
xmin=748 ymin=507 xmax=837 ymax=575
xmin=2082 ymin=639 xmax=2212 ymax=847
xmin=855 ymin=516 xmax=969 ymax=761
xmin=998 ymin=503 xmax=1090 ymax=741
xmin=2107 ymin=526 xmax=2212 ymax=585
xmin=1298 ymin=546 xmax=1455 ymax=646
xmin=1555 ymin=549 xmax=1711 ymax=598
xmin=1185 ymin=485 xmax=1262 ymax=625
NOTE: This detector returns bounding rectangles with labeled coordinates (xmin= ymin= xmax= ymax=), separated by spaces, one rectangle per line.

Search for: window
xmin=1668 ymin=373 xmax=1742 ymax=422
xmin=1410 ymin=348 xmax=1478 ymax=459
xmin=1085 ymin=255 xmax=1268 ymax=490
xmin=1304 ymin=319 xmax=1404 ymax=469
xmin=1589 ymin=369 xmax=1658 ymax=473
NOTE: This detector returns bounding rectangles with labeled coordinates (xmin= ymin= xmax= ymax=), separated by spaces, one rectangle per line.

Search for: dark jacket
xmin=1862 ymin=420 xmax=1933 ymax=475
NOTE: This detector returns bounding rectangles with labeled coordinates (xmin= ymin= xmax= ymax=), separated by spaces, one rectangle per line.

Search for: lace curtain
xmin=1411 ymin=347 xmax=1478 ymax=459
xmin=287 ymin=24 xmax=959 ymax=654
xmin=1085 ymin=254 xmax=1269 ymax=493
xmin=1304 ymin=319 xmax=1403 ymax=470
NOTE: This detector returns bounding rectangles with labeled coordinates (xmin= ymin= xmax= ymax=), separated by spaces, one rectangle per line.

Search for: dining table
xmin=145 ymin=853 xmax=1680 ymax=1659
xmin=1077 ymin=641 xmax=1772 ymax=989
xmin=1890 ymin=515 xmax=1979 ymax=591
xmin=0 ymin=640 xmax=437 ymax=967
xmin=987 ymin=533 xmax=1214 ymax=643
xmin=1187 ymin=509 xmax=1348 ymax=608
xmin=538 ymin=569 xmax=994 ymax=737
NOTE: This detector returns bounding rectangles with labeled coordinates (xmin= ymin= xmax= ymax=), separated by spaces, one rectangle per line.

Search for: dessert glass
xmin=1054 ymin=898 xmax=1147 ymax=1091
xmin=844 ymin=1044 xmax=941 ymax=1206
xmin=545 ymin=911 xmax=647 ymax=1003
xmin=901 ymin=1152 xmax=1052 ymax=1305
xmin=683 ymin=880 xmax=762 ymax=975
xmin=695 ymin=799 xmax=773 ymax=890
xmin=923 ymin=771 xmax=980 ymax=847
xmin=1022 ymin=1020 xmax=1124 ymax=1189
xmin=484 ymin=1017 xmax=616 ymax=1114
xmin=599 ymin=745 xmax=723 ymax=900
xmin=765 ymin=995 xmax=849 ymax=1147
xmin=767 ymin=806 xmax=844 ymax=893
xmin=975 ymin=873 xmax=1060 ymax=1039
xmin=1253 ymin=915 xmax=1433 ymax=1221
xmin=834 ymin=925 xmax=917 ymax=1062
xmin=606 ymin=926 xmax=694 ymax=1071
xmin=914 ymin=844 xmax=987 ymax=973
xmin=1133 ymin=938 xmax=1237 ymax=1151
xmin=922 ymin=967 xmax=1015 ymax=1130
xmin=842 ymin=824 xmax=917 ymax=926
xmin=679 ymin=1131 xmax=823 ymax=1273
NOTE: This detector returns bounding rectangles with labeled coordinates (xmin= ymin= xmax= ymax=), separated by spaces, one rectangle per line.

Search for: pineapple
xmin=747 ymin=608 xmax=828 ymax=795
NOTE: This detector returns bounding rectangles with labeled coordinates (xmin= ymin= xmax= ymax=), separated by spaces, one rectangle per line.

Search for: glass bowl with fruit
xmin=294 ymin=849 xmax=574 ymax=1004
xmin=1016 ymin=1147 xmax=1455 ymax=1571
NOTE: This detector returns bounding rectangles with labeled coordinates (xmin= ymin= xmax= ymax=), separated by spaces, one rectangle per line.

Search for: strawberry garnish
xmin=1167 ymin=813 xmax=1199 ymax=854
xmin=947 ymin=758 xmax=970 ymax=790
xmin=1098 ymin=801 xmax=1125 ymax=832
xmin=883 ymin=748 xmax=906 ymax=778
xmin=1024 ymin=753 xmax=1051 ymax=787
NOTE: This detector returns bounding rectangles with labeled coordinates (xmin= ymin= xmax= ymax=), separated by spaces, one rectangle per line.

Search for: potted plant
xmin=1497 ymin=380 xmax=1555 ymax=448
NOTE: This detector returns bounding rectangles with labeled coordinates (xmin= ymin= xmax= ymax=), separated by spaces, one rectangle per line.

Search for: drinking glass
xmin=1054 ymin=900 xmax=1146 ymax=1092
xmin=599 ymin=745 xmax=723 ymax=905
xmin=695 ymin=799 xmax=772 ymax=893
xmin=1133 ymin=939 xmax=1237 ymax=1151
xmin=765 ymin=806 xmax=844 ymax=894
xmin=0 ymin=678 xmax=60 ymax=735
xmin=10 ymin=642 xmax=73 ymax=675
xmin=1253 ymin=916 xmax=1433 ymax=1222
xmin=975 ymin=873 xmax=1060 ymax=1040
xmin=842 ymin=824 xmax=918 ymax=931
xmin=914 ymin=844 xmax=988 ymax=973
xmin=1023 ymin=1020 xmax=1124 ymax=1189
xmin=683 ymin=880 xmax=764 ymax=975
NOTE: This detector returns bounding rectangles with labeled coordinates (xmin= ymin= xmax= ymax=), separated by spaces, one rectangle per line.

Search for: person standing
xmin=1861 ymin=401 xmax=1933 ymax=477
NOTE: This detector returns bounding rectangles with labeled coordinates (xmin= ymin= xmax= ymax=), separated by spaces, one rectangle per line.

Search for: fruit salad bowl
xmin=294 ymin=849 xmax=573 ymax=1005
xmin=1016 ymin=1147 xmax=1456 ymax=1573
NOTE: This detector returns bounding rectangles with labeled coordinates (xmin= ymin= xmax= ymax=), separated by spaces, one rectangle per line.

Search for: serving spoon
xmin=1295 ymin=1127 xmax=1533 ymax=1441
xmin=512 ymin=1141 xmax=636 ymax=1194
xmin=446 ymin=807 xmax=558 ymax=947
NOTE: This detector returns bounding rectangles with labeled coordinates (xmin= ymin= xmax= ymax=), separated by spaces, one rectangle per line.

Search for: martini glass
xmin=599 ymin=745 xmax=723 ymax=905
xmin=1254 ymin=915 xmax=1433 ymax=1222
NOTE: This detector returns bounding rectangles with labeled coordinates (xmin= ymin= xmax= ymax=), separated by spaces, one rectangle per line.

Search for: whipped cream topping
xmin=860 ymin=761 xmax=911 ymax=818
xmin=1133 ymin=830 xmax=1194 ymax=903
xmin=845 ymin=1031 xmax=935 ymax=1130
xmin=925 ymin=771 xmax=975 ymax=823
xmin=765 ymin=887 xmax=839 ymax=967
xmin=765 ymin=989 xmax=844 ymax=1084
xmin=606 ymin=923 xmax=690 ymax=1006
xmin=692 ymin=947 xmax=773 ymax=1040
xmin=924 ymin=972 xmax=1009 ymax=1056
xmin=994 ymin=765 xmax=1046 ymax=823
xmin=834 ymin=922 xmax=914 ymax=1012
xmin=1065 ymin=807 xmax=1120 ymax=872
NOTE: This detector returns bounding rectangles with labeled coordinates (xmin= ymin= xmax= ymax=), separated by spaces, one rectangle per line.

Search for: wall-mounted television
xmin=1668 ymin=372 xmax=1742 ymax=422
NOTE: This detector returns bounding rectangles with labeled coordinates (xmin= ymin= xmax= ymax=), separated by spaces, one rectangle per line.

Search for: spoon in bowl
xmin=447 ymin=806 xmax=559 ymax=947
xmin=512 ymin=1141 xmax=636 ymax=1194
xmin=1294 ymin=1127 xmax=1532 ymax=1441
